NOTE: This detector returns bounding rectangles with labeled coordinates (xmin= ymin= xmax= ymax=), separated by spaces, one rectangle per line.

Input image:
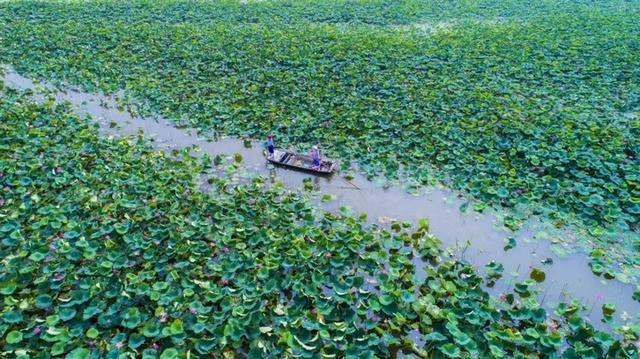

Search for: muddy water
xmin=3 ymin=66 xmax=638 ymax=326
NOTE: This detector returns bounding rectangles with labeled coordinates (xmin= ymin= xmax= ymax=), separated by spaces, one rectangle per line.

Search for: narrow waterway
xmin=3 ymin=66 xmax=638 ymax=326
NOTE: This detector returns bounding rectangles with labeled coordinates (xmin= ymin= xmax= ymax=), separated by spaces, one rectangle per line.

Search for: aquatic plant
xmin=1 ymin=83 xmax=639 ymax=357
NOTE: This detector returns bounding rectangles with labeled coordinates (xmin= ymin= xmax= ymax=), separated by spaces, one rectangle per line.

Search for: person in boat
xmin=266 ymin=134 xmax=275 ymax=159
xmin=310 ymin=145 xmax=321 ymax=169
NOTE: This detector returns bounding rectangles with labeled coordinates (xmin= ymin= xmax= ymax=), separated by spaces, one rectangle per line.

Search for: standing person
xmin=266 ymin=134 xmax=275 ymax=159
xmin=310 ymin=145 xmax=321 ymax=169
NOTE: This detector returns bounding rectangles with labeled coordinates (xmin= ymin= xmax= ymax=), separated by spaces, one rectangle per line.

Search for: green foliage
xmin=530 ymin=268 xmax=546 ymax=283
xmin=0 ymin=84 xmax=638 ymax=356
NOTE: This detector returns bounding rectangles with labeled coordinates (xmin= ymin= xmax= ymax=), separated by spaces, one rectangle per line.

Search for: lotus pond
xmin=2 ymin=78 xmax=640 ymax=357
xmin=3 ymin=65 xmax=639 ymax=324
xmin=0 ymin=0 xmax=638 ymax=283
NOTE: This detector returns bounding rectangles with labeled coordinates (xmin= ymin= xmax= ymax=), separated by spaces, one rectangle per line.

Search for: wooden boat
xmin=267 ymin=149 xmax=336 ymax=175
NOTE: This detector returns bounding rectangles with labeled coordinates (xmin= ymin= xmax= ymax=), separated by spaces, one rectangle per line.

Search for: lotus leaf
xmin=6 ymin=330 xmax=23 ymax=344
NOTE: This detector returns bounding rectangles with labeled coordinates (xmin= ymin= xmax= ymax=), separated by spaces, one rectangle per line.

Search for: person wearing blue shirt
xmin=310 ymin=145 xmax=321 ymax=169
xmin=266 ymin=134 xmax=275 ymax=159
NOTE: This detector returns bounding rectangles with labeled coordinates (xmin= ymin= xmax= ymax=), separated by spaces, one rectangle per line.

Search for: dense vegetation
xmin=1 ymin=84 xmax=639 ymax=357
xmin=1 ymin=2 xmax=638 ymax=277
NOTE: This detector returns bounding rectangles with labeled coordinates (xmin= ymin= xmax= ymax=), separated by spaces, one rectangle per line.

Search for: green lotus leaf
xmin=35 ymin=294 xmax=53 ymax=309
xmin=128 ymin=333 xmax=145 ymax=349
xmin=593 ymin=331 xmax=614 ymax=349
xmin=169 ymin=319 xmax=184 ymax=335
xmin=59 ymin=308 xmax=77 ymax=321
xmin=540 ymin=332 xmax=563 ymax=348
xmin=114 ymin=222 xmax=130 ymax=234
xmin=29 ymin=251 xmax=46 ymax=261
xmin=0 ymin=282 xmax=17 ymax=295
xmin=439 ymin=343 xmax=461 ymax=358
xmin=424 ymin=331 xmax=447 ymax=342
xmin=85 ymin=328 xmax=99 ymax=339
xmin=195 ymin=338 xmax=217 ymax=354
xmin=64 ymin=231 xmax=80 ymax=239
xmin=378 ymin=295 xmax=394 ymax=306
xmin=142 ymin=349 xmax=158 ymax=359
xmin=82 ymin=305 xmax=101 ymax=320
xmin=46 ymin=314 xmax=60 ymax=326
xmin=530 ymin=268 xmax=546 ymax=283
xmin=3 ymin=310 xmax=23 ymax=323
xmin=121 ymin=308 xmax=142 ymax=329
xmin=489 ymin=345 xmax=505 ymax=358
xmin=503 ymin=237 xmax=516 ymax=251
xmin=142 ymin=320 xmax=161 ymax=337
xmin=159 ymin=348 xmax=179 ymax=359
xmin=6 ymin=330 xmax=23 ymax=344
xmin=191 ymin=322 xmax=207 ymax=334
xmin=51 ymin=342 xmax=66 ymax=356
xmin=601 ymin=303 xmax=615 ymax=317
xmin=65 ymin=347 xmax=90 ymax=359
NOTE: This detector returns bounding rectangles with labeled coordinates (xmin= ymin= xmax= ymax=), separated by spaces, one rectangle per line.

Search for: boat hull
xmin=267 ymin=149 xmax=336 ymax=175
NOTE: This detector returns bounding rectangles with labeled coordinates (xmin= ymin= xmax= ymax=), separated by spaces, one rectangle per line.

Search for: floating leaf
xmin=160 ymin=348 xmax=179 ymax=359
xmin=503 ymin=237 xmax=516 ymax=251
xmin=530 ymin=268 xmax=546 ymax=283
xmin=6 ymin=330 xmax=23 ymax=344
xmin=439 ymin=343 xmax=461 ymax=358
xmin=602 ymin=303 xmax=616 ymax=317
xmin=85 ymin=328 xmax=99 ymax=339
xmin=35 ymin=294 xmax=53 ymax=309
xmin=66 ymin=348 xmax=90 ymax=359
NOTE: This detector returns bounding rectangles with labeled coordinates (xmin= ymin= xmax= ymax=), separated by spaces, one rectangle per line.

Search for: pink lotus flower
xmin=152 ymin=342 xmax=160 ymax=350
xmin=189 ymin=307 xmax=198 ymax=314
xmin=33 ymin=326 xmax=42 ymax=335
xmin=115 ymin=341 xmax=124 ymax=349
